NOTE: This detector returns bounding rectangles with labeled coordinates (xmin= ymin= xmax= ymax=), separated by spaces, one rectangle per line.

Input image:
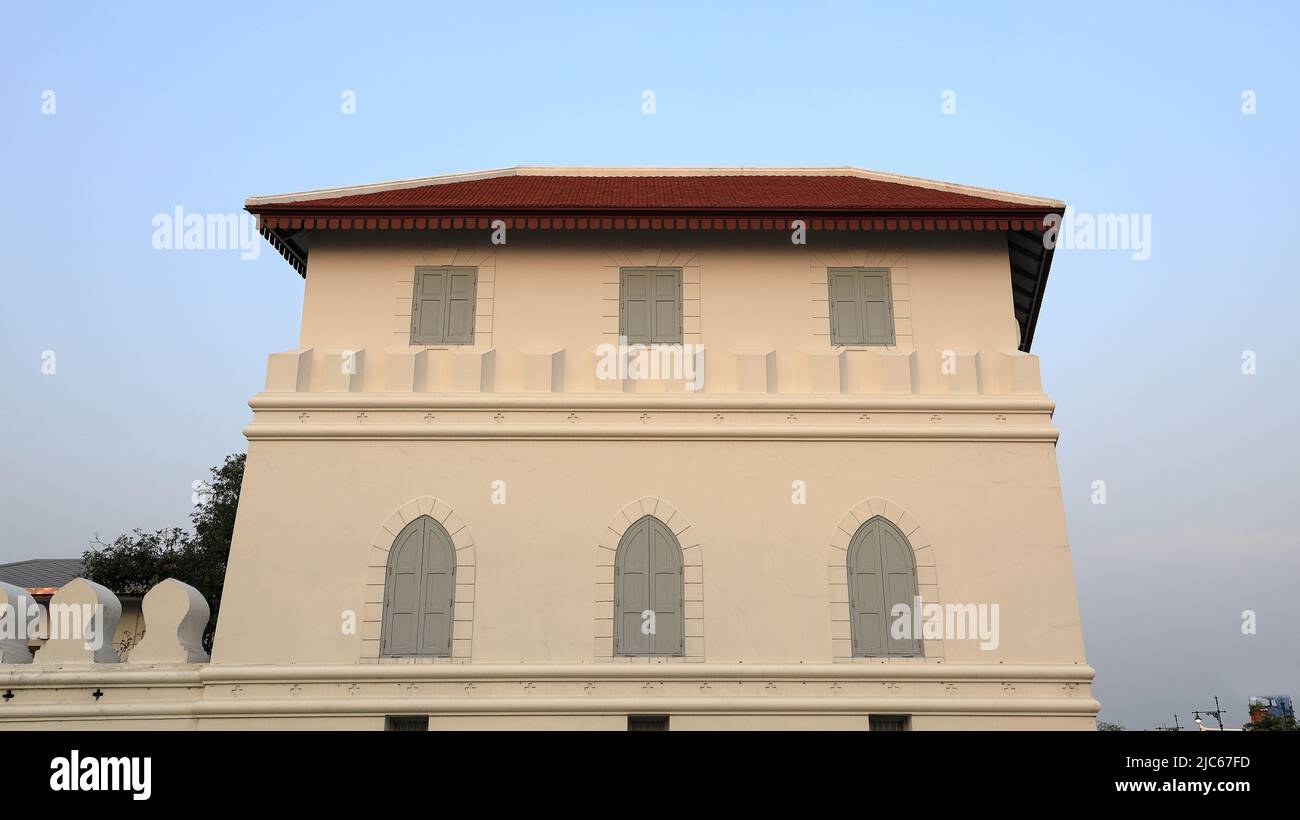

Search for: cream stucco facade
xmin=0 ymin=168 xmax=1097 ymax=730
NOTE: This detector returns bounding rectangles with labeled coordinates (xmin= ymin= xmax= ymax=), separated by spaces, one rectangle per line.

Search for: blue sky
xmin=2 ymin=1 xmax=1297 ymax=729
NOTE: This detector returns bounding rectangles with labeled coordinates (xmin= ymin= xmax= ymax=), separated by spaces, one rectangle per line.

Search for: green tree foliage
xmin=82 ymin=453 xmax=244 ymax=652
xmin=1096 ymin=720 xmax=1125 ymax=731
xmin=1243 ymin=713 xmax=1299 ymax=731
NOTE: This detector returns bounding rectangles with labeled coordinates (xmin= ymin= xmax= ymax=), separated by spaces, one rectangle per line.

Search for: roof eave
xmin=245 ymin=166 xmax=1065 ymax=210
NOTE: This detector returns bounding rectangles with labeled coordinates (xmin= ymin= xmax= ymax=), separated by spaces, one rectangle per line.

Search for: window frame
xmin=868 ymin=715 xmax=911 ymax=732
xmin=619 ymin=267 xmax=683 ymax=345
xmin=384 ymin=715 xmax=430 ymax=731
xmin=847 ymin=515 xmax=922 ymax=659
xmin=380 ymin=515 xmax=457 ymax=658
xmin=409 ymin=266 xmax=478 ymax=346
xmin=826 ymin=267 xmax=896 ymax=346
xmin=628 ymin=715 xmax=670 ymax=731
xmin=613 ymin=514 xmax=685 ymax=658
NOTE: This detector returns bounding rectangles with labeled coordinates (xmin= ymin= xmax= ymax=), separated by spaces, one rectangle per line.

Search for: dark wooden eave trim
xmin=258 ymin=224 xmax=307 ymax=276
xmin=1006 ymin=229 xmax=1055 ymax=352
xmin=1023 ymin=244 xmax=1055 ymax=352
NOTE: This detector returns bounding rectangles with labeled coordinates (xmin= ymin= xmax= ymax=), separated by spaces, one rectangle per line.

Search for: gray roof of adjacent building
xmin=0 ymin=558 xmax=85 ymax=591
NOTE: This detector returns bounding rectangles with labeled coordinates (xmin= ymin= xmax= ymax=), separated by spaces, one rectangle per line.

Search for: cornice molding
xmin=243 ymin=422 xmax=1059 ymax=443
xmin=0 ymin=663 xmax=1098 ymax=722
xmin=249 ymin=393 xmax=1055 ymax=413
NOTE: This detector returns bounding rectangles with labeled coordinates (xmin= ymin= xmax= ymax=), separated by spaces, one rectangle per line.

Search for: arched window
xmin=381 ymin=515 xmax=456 ymax=657
xmin=848 ymin=516 xmax=922 ymax=658
xmin=615 ymin=515 xmax=684 ymax=657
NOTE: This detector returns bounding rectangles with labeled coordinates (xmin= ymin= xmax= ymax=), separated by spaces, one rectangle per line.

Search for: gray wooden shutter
xmin=444 ymin=268 xmax=477 ymax=344
xmin=621 ymin=269 xmax=651 ymax=344
xmin=417 ymin=517 xmax=457 ymax=656
xmin=615 ymin=518 xmax=651 ymax=655
xmin=859 ymin=271 xmax=895 ymax=345
xmin=411 ymin=267 xmax=477 ymax=345
xmin=615 ymin=515 xmax=684 ymax=656
xmin=651 ymin=270 xmax=682 ymax=343
xmin=829 ymin=270 xmax=865 ymax=345
xmin=848 ymin=520 xmax=886 ymax=656
xmin=381 ymin=515 xmax=456 ymax=657
xmin=648 ymin=517 xmax=684 ymax=655
xmin=880 ymin=523 xmax=920 ymax=656
xmin=411 ymin=268 xmax=448 ymax=345
xmin=848 ymin=517 xmax=920 ymax=658
xmin=381 ymin=520 xmax=426 ymax=655
xmin=828 ymin=268 xmax=895 ymax=346
xmin=621 ymin=268 xmax=681 ymax=344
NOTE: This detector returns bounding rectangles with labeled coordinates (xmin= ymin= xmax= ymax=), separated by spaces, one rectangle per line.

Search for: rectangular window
xmin=868 ymin=715 xmax=910 ymax=732
xmin=628 ymin=715 xmax=670 ymax=732
xmin=620 ymin=268 xmax=682 ymax=344
xmin=384 ymin=715 xmax=430 ymax=732
xmin=410 ymin=266 xmax=477 ymax=345
xmin=827 ymin=268 xmax=895 ymax=346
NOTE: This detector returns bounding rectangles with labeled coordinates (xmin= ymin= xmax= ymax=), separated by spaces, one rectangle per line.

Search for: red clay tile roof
xmin=263 ymin=174 xmax=1037 ymax=213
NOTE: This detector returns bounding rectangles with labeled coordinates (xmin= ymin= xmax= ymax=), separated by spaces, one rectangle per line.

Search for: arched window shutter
xmin=848 ymin=517 xmax=922 ymax=658
xmin=880 ymin=523 xmax=921 ymax=657
xmin=381 ymin=516 xmax=456 ymax=657
xmin=615 ymin=516 xmax=684 ymax=657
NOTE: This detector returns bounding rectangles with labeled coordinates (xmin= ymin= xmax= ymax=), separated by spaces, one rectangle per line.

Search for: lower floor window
xmin=385 ymin=715 xmax=429 ymax=732
xmin=628 ymin=715 xmax=670 ymax=731
xmin=869 ymin=715 xmax=910 ymax=732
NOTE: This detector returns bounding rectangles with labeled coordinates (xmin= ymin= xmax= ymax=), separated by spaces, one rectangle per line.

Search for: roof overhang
xmin=245 ymin=166 xmax=1064 ymax=209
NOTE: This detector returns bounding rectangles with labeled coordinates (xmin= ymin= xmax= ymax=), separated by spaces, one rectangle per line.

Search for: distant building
xmin=0 ymin=558 xmax=84 ymax=597
xmin=0 ymin=559 xmax=144 ymax=658
xmin=1248 ymin=695 xmax=1294 ymax=724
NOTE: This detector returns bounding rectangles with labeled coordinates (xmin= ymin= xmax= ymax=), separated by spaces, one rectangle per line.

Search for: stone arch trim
xmin=828 ymin=497 xmax=941 ymax=663
xmin=594 ymin=497 xmax=703 ymax=663
xmin=362 ymin=496 xmax=475 ymax=663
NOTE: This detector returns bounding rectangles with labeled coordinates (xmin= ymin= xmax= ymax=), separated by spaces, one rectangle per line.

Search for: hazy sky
xmin=3 ymin=2 xmax=1296 ymax=729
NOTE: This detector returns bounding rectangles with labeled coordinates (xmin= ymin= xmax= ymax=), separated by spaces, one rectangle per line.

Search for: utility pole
xmin=1192 ymin=696 xmax=1226 ymax=731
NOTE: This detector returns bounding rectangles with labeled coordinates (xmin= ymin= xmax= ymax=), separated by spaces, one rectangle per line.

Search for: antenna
xmin=1192 ymin=695 xmax=1226 ymax=731
xmin=1156 ymin=714 xmax=1182 ymax=731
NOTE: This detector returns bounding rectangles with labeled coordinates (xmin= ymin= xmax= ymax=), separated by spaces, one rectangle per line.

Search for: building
xmin=0 ymin=559 xmax=144 ymax=658
xmin=1248 ymin=695 xmax=1294 ymax=724
xmin=0 ymin=167 xmax=1097 ymax=730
